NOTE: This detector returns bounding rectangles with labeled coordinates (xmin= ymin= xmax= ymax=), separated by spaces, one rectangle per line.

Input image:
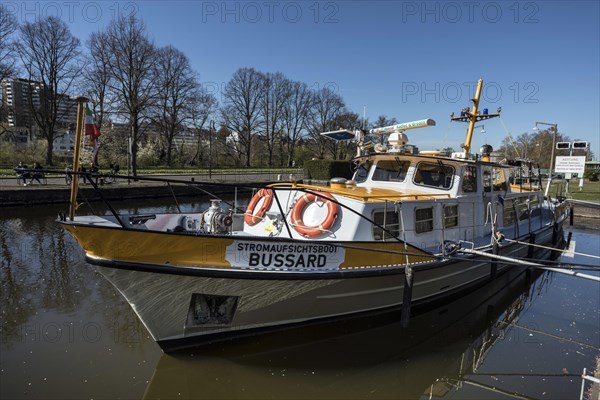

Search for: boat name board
xmin=225 ymin=241 xmax=346 ymax=271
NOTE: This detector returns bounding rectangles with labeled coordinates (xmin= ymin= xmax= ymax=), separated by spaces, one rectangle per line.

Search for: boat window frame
xmin=415 ymin=206 xmax=434 ymax=234
xmin=515 ymin=196 xmax=531 ymax=220
xmin=371 ymin=159 xmax=412 ymax=183
xmin=353 ymin=160 xmax=373 ymax=183
xmin=503 ymin=198 xmax=516 ymax=225
xmin=462 ymin=165 xmax=477 ymax=193
xmin=413 ymin=161 xmax=455 ymax=190
xmin=493 ymin=167 xmax=508 ymax=192
xmin=371 ymin=209 xmax=401 ymax=241
xmin=443 ymin=204 xmax=459 ymax=228
xmin=483 ymin=167 xmax=493 ymax=192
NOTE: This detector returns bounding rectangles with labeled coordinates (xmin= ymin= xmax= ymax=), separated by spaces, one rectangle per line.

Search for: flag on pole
xmin=84 ymin=106 xmax=101 ymax=146
xmin=85 ymin=105 xmax=101 ymax=164
xmin=92 ymin=142 xmax=101 ymax=165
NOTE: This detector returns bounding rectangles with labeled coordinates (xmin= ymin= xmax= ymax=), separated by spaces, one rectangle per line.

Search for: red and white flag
xmin=85 ymin=105 xmax=101 ymax=163
xmin=85 ymin=105 xmax=101 ymax=145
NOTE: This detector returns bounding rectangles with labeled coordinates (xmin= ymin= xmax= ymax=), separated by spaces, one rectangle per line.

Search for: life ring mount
xmin=245 ymin=188 xmax=273 ymax=225
xmin=290 ymin=191 xmax=338 ymax=237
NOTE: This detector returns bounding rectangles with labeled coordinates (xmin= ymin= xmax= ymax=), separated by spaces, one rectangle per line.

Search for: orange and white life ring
xmin=245 ymin=188 xmax=273 ymax=225
xmin=290 ymin=191 xmax=338 ymax=237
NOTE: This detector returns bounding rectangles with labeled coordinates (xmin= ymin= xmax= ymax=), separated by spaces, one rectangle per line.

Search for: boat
xmin=61 ymin=79 xmax=569 ymax=351
xmin=143 ymin=265 xmax=547 ymax=399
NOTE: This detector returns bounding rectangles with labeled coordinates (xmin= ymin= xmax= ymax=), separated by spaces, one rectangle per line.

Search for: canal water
xmin=1 ymin=199 xmax=599 ymax=399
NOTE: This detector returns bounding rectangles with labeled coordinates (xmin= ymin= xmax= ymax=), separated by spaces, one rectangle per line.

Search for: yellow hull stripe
xmin=65 ymin=224 xmax=233 ymax=267
xmin=64 ymin=224 xmax=434 ymax=269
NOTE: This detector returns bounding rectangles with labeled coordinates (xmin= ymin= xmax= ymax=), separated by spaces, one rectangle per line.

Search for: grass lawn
xmin=547 ymin=179 xmax=600 ymax=201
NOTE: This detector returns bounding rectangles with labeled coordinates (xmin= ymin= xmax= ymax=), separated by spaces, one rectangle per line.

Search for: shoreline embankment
xmin=569 ymin=199 xmax=600 ymax=229
xmin=0 ymin=174 xmax=282 ymax=207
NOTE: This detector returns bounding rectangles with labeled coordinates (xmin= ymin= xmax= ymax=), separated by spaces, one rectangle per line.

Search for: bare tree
xmin=260 ymin=72 xmax=288 ymax=167
xmin=150 ymin=45 xmax=198 ymax=166
xmin=84 ymin=30 xmax=115 ymax=130
xmin=101 ymin=16 xmax=156 ymax=176
xmin=190 ymin=90 xmax=218 ymax=166
xmin=330 ymin=111 xmax=360 ymax=160
xmin=13 ymin=16 xmax=82 ymax=165
xmin=0 ymin=5 xmax=18 ymax=138
xmin=0 ymin=5 xmax=18 ymax=83
xmin=370 ymin=115 xmax=397 ymax=144
xmin=497 ymin=130 xmax=566 ymax=169
xmin=307 ymin=87 xmax=345 ymax=159
xmin=221 ymin=67 xmax=265 ymax=167
xmin=222 ymin=126 xmax=244 ymax=167
xmin=282 ymin=80 xmax=313 ymax=166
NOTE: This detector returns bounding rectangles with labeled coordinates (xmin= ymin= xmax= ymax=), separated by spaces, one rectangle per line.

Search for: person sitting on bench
xmin=30 ymin=162 xmax=44 ymax=185
xmin=15 ymin=162 xmax=31 ymax=186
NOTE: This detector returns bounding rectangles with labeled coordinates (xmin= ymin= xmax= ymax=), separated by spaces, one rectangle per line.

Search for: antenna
xmin=450 ymin=78 xmax=500 ymax=154
xmin=369 ymin=119 xmax=435 ymax=135
xmin=362 ymin=106 xmax=366 ymax=130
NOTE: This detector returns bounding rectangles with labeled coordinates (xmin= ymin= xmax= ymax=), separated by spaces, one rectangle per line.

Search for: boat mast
xmin=451 ymin=78 xmax=501 ymax=155
xmin=69 ymin=96 xmax=88 ymax=220
xmin=464 ymin=80 xmax=483 ymax=154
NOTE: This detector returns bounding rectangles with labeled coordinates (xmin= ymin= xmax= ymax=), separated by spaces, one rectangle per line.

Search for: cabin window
xmin=515 ymin=197 xmax=530 ymax=220
xmin=372 ymin=160 xmax=411 ymax=182
xmin=493 ymin=168 xmax=508 ymax=191
xmin=483 ymin=168 xmax=492 ymax=192
xmin=414 ymin=162 xmax=455 ymax=189
xmin=415 ymin=207 xmax=434 ymax=233
xmin=443 ymin=205 xmax=458 ymax=228
xmin=462 ymin=166 xmax=477 ymax=193
xmin=503 ymin=199 xmax=516 ymax=225
xmin=372 ymin=210 xmax=400 ymax=241
xmin=529 ymin=195 xmax=539 ymax=208
xmin=354 ymin=160 xmax=372 ymax=183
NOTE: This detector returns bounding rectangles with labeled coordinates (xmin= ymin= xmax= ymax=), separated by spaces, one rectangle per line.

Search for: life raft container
xmin=245 ymin=188 xmax=273 ymax=225
xmin=290 ymin=191 xmax=338 ymax=237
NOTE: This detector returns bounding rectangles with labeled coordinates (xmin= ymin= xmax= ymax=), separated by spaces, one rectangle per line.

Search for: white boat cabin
xmin=237 ymin=152 xmax=549 ymax=254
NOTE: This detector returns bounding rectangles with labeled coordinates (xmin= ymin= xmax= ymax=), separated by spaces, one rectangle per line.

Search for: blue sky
xmin=6 ymin=1 xmax=599 ymax=157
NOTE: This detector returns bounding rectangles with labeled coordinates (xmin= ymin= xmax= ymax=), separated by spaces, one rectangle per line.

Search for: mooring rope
xmin=503 ymin=237 xmax=600 ymax=260
xmin=458 ymin=247 xmax=600 ymax=282
xmin=327 ymin=241 xmax=600 ymax=273
xmin=498 ymin=116 xmax=521 ymax=158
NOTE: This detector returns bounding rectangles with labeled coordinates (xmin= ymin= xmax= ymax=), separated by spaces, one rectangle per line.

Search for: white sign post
xmin=554 ymin=156 xmax=586 ymax=175
xmin=555 ymin=156 xmax=586 ymax=189
xmin=554 ymin=156 xmax=586 ymax=194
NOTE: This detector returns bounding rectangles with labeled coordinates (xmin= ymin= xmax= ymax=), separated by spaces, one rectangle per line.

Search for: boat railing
xmin=266 ymin=187 xmax=552 ymax=254
xmin=62 ymin=171 xmax=557 ymax=256
xmin=62 ymin=171 xmax=412 ymax=246
xmin=255 ymin=184 xmax=412 ymax=245
xmin=59 ymin=170 xmax=252 ymax=227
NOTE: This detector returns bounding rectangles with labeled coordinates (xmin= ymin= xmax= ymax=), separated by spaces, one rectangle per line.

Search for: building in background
xmin=1 ymin=78 xmax=77 ymax=149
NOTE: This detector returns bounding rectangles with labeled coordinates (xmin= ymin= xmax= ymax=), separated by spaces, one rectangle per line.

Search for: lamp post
xmin=533 ymin=122 xmax=558 ymax=176
xmin=209 ymin=120 xmax=215 ymax=179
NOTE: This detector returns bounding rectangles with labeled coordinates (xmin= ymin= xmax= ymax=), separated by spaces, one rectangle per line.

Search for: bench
xmin=15 ymin=169 xmax=47 ymax=185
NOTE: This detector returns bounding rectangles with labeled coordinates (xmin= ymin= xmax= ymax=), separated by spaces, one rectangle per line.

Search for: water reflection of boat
xmin=61 ymin=79 xmax=569 ymax=351
xmin=142 ymin=266 xmax=545 ymax=399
